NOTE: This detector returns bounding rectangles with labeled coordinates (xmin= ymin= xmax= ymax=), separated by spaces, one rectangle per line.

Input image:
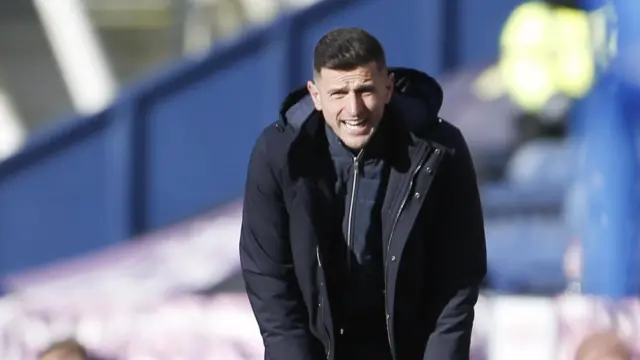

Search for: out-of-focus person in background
xmin=38 ymin=338 xmax=87 ymax=360
xmin=575 ymin=331 xmax=632 ymax=360
xmin=240 ymin=27 xmax=486 ymax=360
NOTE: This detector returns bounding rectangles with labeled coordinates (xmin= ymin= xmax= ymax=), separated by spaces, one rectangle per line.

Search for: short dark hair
xmin=313 ymin=27 xmax=387 ymax=74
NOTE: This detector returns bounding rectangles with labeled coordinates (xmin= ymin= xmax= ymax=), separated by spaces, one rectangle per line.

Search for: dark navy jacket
xmin=325 ymin=116 xmax=392 ymax=358
xmin=239 ymin=67 xmax=487 ymax=360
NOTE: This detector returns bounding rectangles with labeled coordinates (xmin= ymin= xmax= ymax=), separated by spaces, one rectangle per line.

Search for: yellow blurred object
xmin=500 ymin=55 xmax=555 ymax=112
xmin=498 ymin=1 xmax=615 ymax=112
xmin=500 ymin=2 xmax=551 ymax=52
xmin=552 ymin=8 xmax=595 ymax=98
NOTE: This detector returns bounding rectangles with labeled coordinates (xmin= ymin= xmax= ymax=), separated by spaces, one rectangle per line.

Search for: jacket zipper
xmin=317 ymin=246 xmax=331 ymax=359
xmin=383 ymin=155 xmax=428 ymax=357
xmin=346 ymin=151 xmax=364 ymax=271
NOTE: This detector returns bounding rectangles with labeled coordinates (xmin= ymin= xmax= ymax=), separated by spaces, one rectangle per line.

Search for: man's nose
xmin=345 ymin=92 xmax=366 ymax=117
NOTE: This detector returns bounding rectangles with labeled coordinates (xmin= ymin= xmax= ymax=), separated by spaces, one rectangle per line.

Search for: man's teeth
xmin=344 ymin=120 xmax=365 ymax=126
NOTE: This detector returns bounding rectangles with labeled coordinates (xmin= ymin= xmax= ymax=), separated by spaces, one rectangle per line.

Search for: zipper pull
xmin=353 ymin=150 xmax=364 ymax=168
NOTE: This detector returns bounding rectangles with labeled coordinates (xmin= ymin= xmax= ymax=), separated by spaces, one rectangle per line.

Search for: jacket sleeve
xmin=423 ymin=128 xmax=487 ymax=360
xmin=239 ymin=132 xmax=323 ymax=360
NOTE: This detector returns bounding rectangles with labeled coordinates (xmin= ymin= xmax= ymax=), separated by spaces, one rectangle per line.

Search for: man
xmin=240 ymin=27 xmax=486 ymax=360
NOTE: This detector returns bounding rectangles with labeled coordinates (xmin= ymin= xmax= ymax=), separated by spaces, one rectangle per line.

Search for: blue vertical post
xmin=579 ymin=0 xmax=640 ymax=298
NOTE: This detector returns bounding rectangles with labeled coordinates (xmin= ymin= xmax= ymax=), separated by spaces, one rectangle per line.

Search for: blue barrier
xmin=0 ymin=0 xmax=523 ymax=276
xmin=579 ymin=0 xmax=640 ymax=298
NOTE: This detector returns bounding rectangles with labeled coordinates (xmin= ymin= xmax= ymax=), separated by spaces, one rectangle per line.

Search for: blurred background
xmin=0 ymin=0 xmax=639 ymax=359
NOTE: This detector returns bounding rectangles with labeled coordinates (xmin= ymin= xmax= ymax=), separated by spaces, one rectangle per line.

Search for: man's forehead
xmin=321 ymin=67 xmax=373 ymax=78
xmin=316 ymin=66 xmax=385 ymax=89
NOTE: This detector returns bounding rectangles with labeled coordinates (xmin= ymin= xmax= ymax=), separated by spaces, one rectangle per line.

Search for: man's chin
xmin=340 ymin=134 xmax=373 ymax=151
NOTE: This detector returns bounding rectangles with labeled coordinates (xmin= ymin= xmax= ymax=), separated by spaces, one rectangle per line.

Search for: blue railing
xmin=0 ymin=0 xmax=522 ymax=275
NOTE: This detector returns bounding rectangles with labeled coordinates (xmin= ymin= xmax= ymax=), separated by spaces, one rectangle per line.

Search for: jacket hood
xmin=279 ymin=67 xmax=443 ymax=132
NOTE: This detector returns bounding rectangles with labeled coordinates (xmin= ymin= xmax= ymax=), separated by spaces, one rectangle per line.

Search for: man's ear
xmin=385 ymin=71 xmax=395 ymax=104
xmin=307 ymin=81 xmax=322 ymax=111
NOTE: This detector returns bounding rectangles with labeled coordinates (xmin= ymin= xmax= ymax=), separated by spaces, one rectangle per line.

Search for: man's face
xmin=307 ymin=62 xmax=394 ymax=151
